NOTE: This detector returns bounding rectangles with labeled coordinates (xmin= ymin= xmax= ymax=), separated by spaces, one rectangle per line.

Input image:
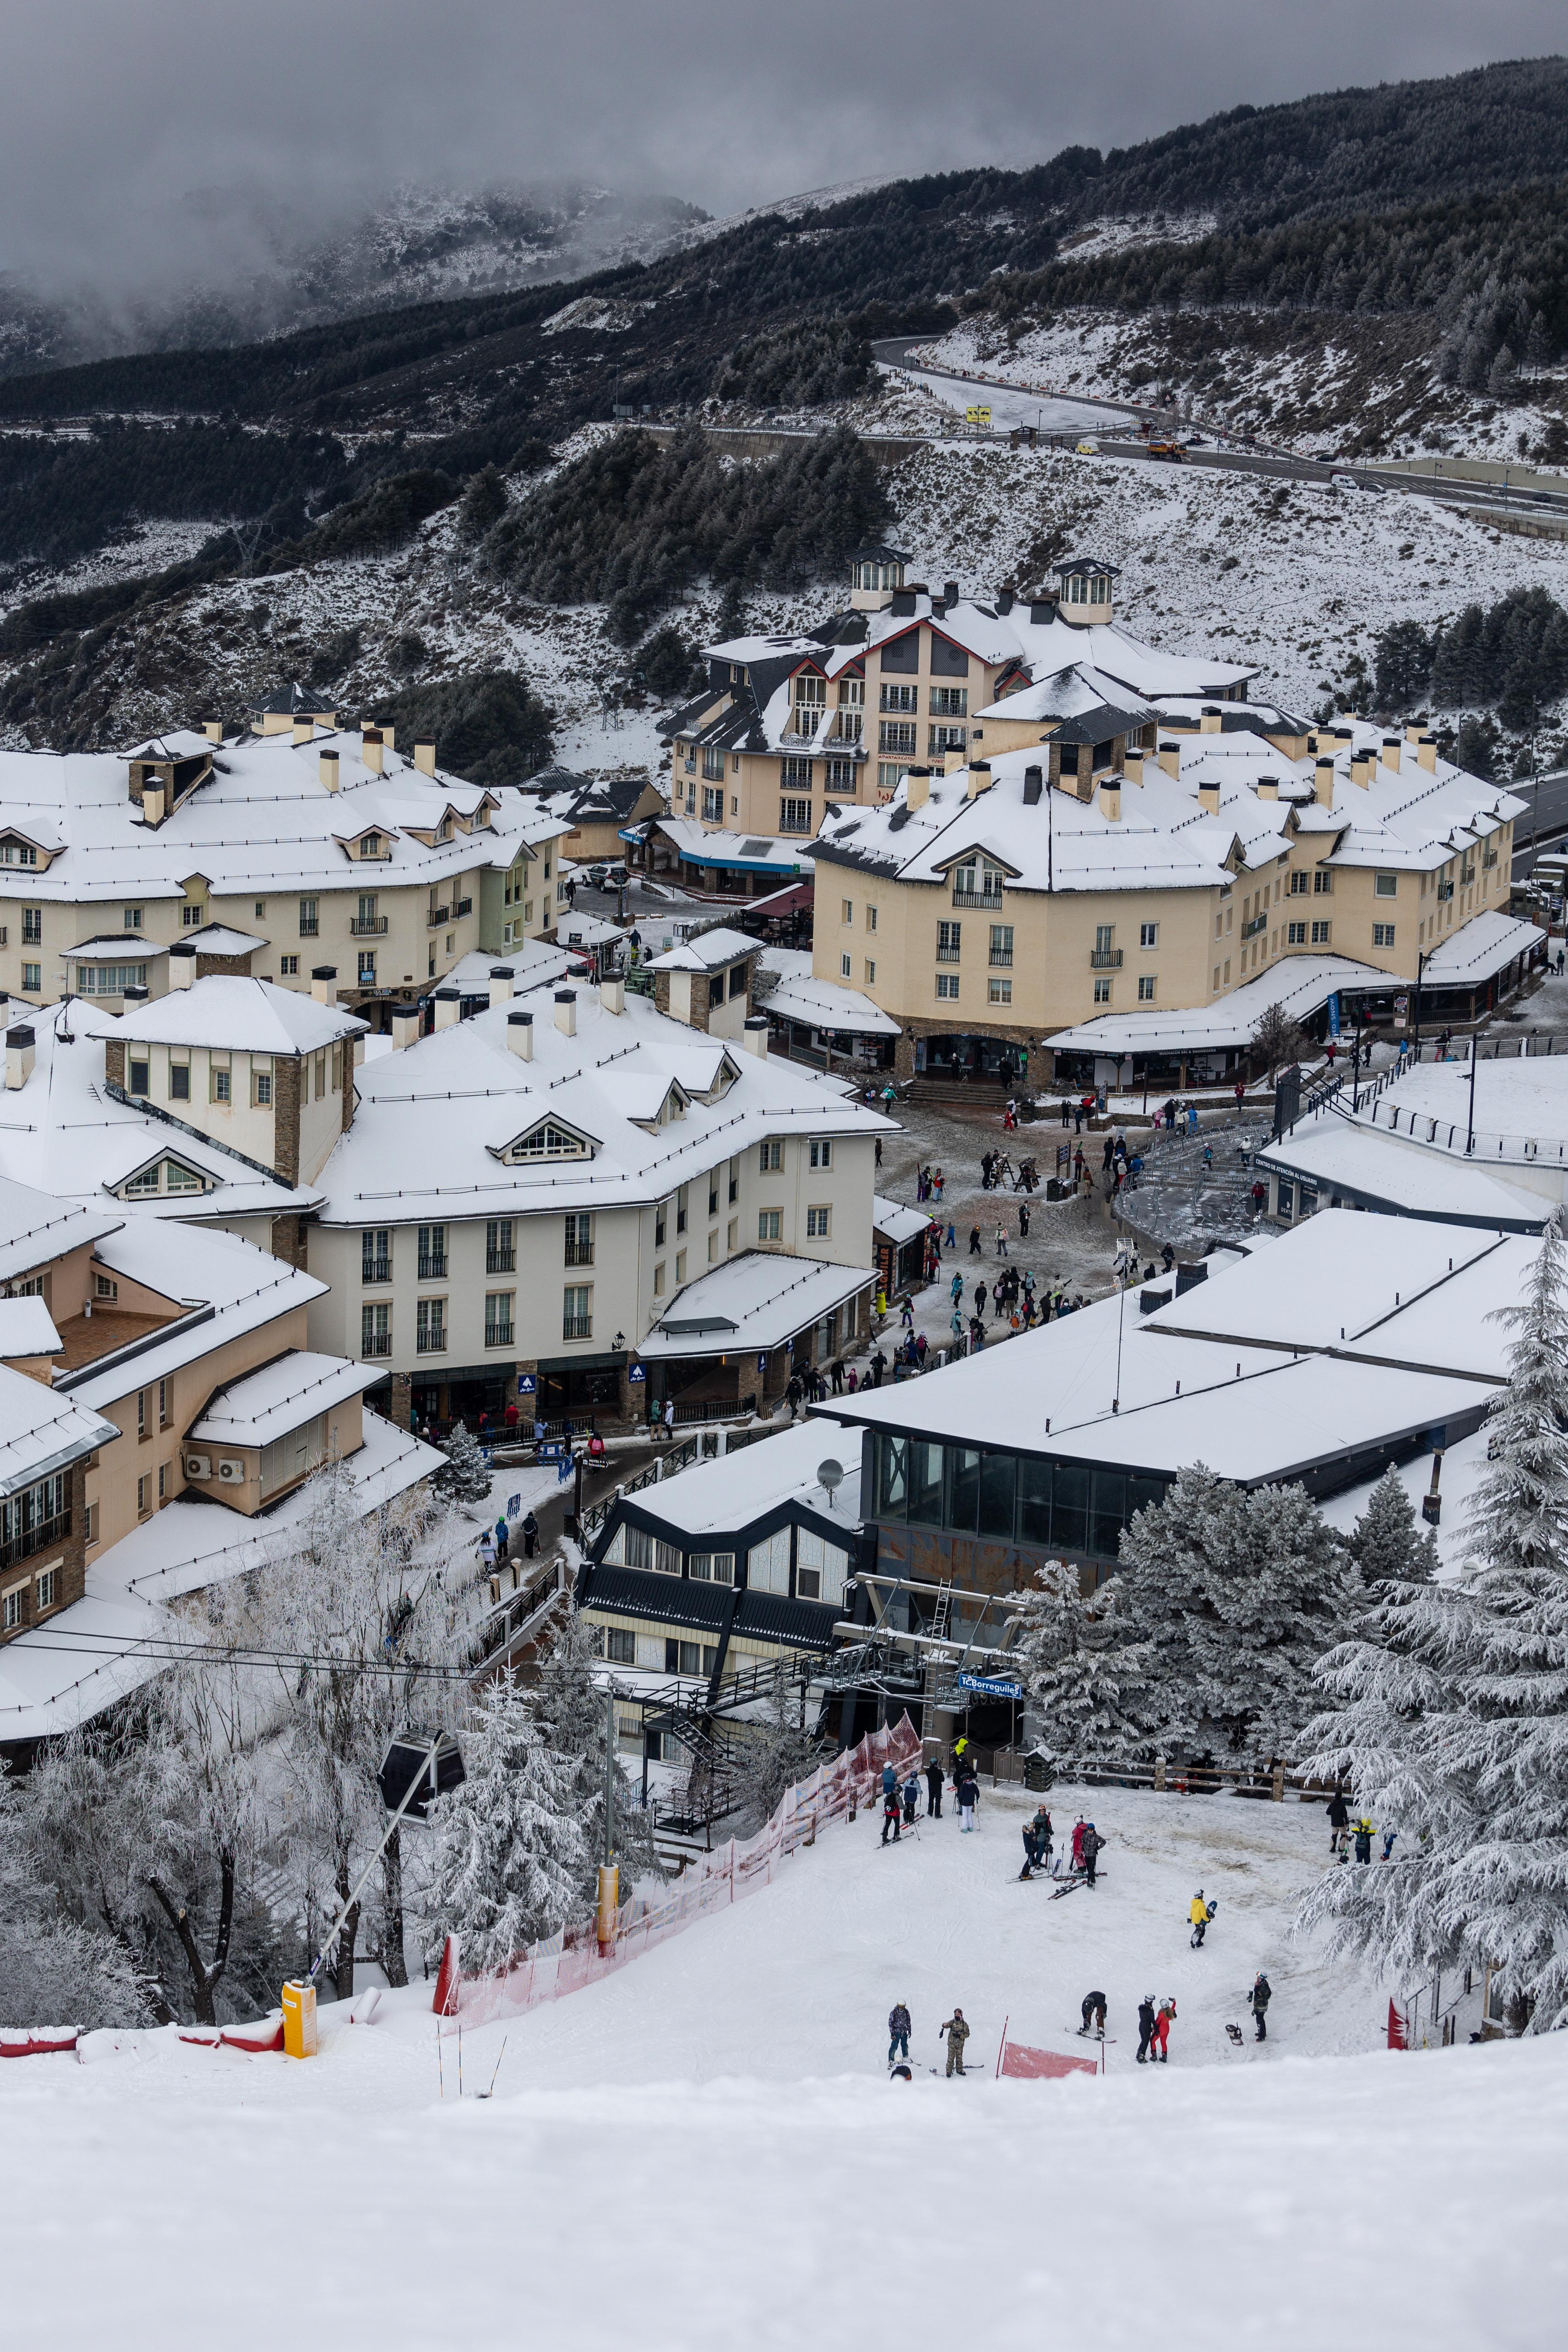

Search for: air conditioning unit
xmin=183 ymin=1453 xmax=211 ymax=1481
xmin=217 ymin=1459 xmax=245 ymax=1485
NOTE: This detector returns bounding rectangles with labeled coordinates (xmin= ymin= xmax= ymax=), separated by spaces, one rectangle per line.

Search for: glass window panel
xmin=1090 ymin=1470 xmax=1127 ymax=1559
xmin=1127 ymin=1474 xmax=1167 ymax=1527
xmin=1050 ymin=1464 xmax=1089 ymax=1552
xmin=978 ymin=1451 xmax=1016 ymax=1539
xmin=909 ymin=1440 xmax=943 ymax=1525
xmin=946 ymin=1446 xmax=980 ymax=1534
xmin=1017 ymin=1457 xmax=1053 ymax=1547
xmin=875 ymin=1435 xmax=908 ymax=1520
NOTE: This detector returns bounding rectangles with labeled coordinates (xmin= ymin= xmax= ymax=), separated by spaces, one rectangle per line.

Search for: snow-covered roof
xmin=0 ymin=1175 xmax=123 ymax=1282
xmin=557 ymin=914 xmax=630 ymax=952
xmin=1332 ymin=1052 xmax=1568 ymax=1171
xmin=178 ymin=923 xmax=269 ymax=959
xmin=0 ymin=724 xmax=572 ymax=907
xmin=0 ymin=1296 xmax=62 ymax=1356
xmin=1045 ymin=954 xmax=1392 ymax=1057
xmin=440 ymin=941 xmax=575 ymax=996
xmin=607 ymin=1419 xmax=863 ymax=1538
xmin=638 ymin=1252 xmax=874 ymax=1361
xmin=317 ymin=980 xmax=890 ymax=1227
xmin=60 ymin=935 xmax=172 ymax=961
xmin=0 ymin=1361 xmax=118 ymax=1499
xmin=658 ymin=819 xmax=814 ymax=875
xmin=1420 ymin=910 xmax=1543 ymax=982
xmin=645 ymin=927 xmax=756 ymax=973
xmin=189 ymin=1350 xmax=384 ymax=1447
xmin=111 ymin=975 xmax=366 ymax=1054
xmin=761 ymin=969 xmax=901 ymax=1038
xmin=1258 ymin=1116 xmax=1550 ymax=1232
xmin=873 ymin=1196 xmax=930 ymax=1246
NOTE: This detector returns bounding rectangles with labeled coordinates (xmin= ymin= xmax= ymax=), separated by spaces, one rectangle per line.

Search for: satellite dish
xmin=817 ymin=1458 xmax=845 ymax=1509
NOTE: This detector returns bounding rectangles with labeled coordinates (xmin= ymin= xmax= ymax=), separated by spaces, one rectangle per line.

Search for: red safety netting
xmin=438 ymin=1713 xmax=923 ymax=2029
xmin=997 ymin=2038 xmax=1097 ymax=2081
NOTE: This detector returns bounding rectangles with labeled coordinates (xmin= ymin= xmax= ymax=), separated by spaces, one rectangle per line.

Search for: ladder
xmin=929 ymin=1581 xmax=954 ymax=1642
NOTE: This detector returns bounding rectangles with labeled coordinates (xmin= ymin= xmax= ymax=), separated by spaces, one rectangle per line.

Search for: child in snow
xmin=902 ymin=1773 xmax=921 ymax=1827
xmin=955 ymin=1765 xmax=979 ymax=1832
xmin=1327 ymin=1788 xmax=1350 ymax=1856
xmin=1080 ymin=1822 xmax=1104 ymax=1887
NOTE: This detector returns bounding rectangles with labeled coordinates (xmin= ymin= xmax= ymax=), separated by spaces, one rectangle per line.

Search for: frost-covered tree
xmin=1300 ymin=1214 xmax=1568 ymax=2030
xmin=0 ymin=1770 xmax=156 ymax=2030
xmin=1008 ymin=1558 xmax=1148 ymax=1762
xmin=730 ymin=1667 xmax=825 ymax=1832
xmin=433 ymin=1419 xmax=492 ymax=1509
xmin=1348 ymin=1464 xmax=1439 ymax=1586
xmin=1113 ymin=1464 xmax=1359 ymax=1761
xmin=427 ymin=1676 xmax=585 ymax=1971
xmin=529 ymin=1604 xmax=661 ymax=1896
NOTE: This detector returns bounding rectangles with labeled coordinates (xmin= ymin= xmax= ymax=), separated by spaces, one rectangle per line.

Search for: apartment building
xmin=658 ymin=551 xmax=1255 ymax=881
xmin=808 ymin=709 xmax=1525 ymax=1082
xmin=0 ymin=706 xmax=571 ymax=1025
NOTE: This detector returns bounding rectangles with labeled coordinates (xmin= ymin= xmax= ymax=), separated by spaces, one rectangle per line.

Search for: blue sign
xmin=1327 ymin=992 xmax=1341 ymax=1040
xmin=537 ymin=1441 xmax=565 ymax=1462
xmin=557 ymin=1456 xmax=573 ymax=1484
xmin=627 ymin=1363 xmax=647 ymax=1384
xmin=757 ymin=1353 xmax=768 ymax=1375
xmin=956 ymin=1671 xmax=1024 ymax=1700
xmin=517 ymin=1374 xmax=537 ymax=1395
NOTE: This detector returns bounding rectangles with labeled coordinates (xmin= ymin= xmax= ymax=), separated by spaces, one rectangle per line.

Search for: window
xmin=878 ymin=722 xmax=916 ymax=755
xmin=877 ymin=762 xmax=909 ymax=792
xmin=879 ymin=683 xmax=917 ymax=713
xmin=20 ymin=908 xmax=41 ymax=945
xmin=702 ymin=746 xmax=726 ymax=780
xmin=1139 ymin=922 xmax=1158 ymax=949
xmin=840 ymin=954 xmax=852 ymax=978
xmin=937 ymin=921 xmax=961 ymax=961
xmin=210 ymin=1058 xmax=231 ymax=1103
xmin=728 ymin=1156 xmax=740 ymax=1204
xmin=688 ymin=1551 xmax=735 ymax=1585
xmin=182 ymin=904 xmax=205 ymax=928
xmin=168 ymin=1060 xmax=190 ymax=1102
xmin=928 ymin=724 xmax=967 ymax=757
xmin=655 ymin=1201 xmax=667 ymax=1245
xmin=1311 ymin=919 xmax=1331 ymax=945
xmin=124 ymin=907 xmax=143 ymax=930
xmin=1093 ymin=977 xmax=1111 ymax=1003
xmin=253 ymin=1061 xmax=273 ymax=1107
xmin=486 ymin=1219 xmax=514 ymax=1274
xmin=929 ymin=685 xmax=968 ymax=717
xmin=989 ymin=977 xmax=1012 ymax=1005
xmin=795 ymin=1529 xmax=848 ymax=1606
xmin=1095 ymin=924 xmax=1114 ymax=955
xmin=759 ymin=1140 xmax=782 ymax=1172
xmin=299 ymin=896 xmax=319 ymax=935
xmin=748 ymin=1529 xmax=791 ymax=1594
xmin=1373 ymin=922 xmax=1396 ymax=949
xmin=675 ymin=1250 xmax=687 ymax=1282
xmin=417 ymin=1223 xmax=447 ymax=1279
xmin=606 ymin=1628 xmax=636 ymax=1664
xmin=158 ymin=1379 xmax=170 ymax=1429
xmin=758 ymin=1210 xmax=782 ymax=1242
xmin=1287 ymin=921 xmax=1307 ymax=945
xmin=987 ymin=923 xmax=1013 ymax=967
xmin=137 ymin=1475 xmax=150 ymax=1518
xmin=21 ymin=964 xmax=39 ymax=993
xmin=3 ymin=1586 xmax=24 ymax=1630
xmin=360 ymin=1301 xmax=391 ymax=1358
xmin=653 ymin=1262 xmax=666 ymax=1296
xmin=136 ymin=1387 xmax=147 ymax=1437
xmin=864 ymin=959 xmax=876 ymax=984
xmin=82 ymin=964 xmax=149 ymax=996
xmin=563 ymin=1284 xmax=592 ymax=1340
xmin=158 ymin=1462 xmax=167 ymax=1503
xmin=780 ymin=797 xmax=812 ymax=835
xmin=1288 ymin=871 xmax=1309 ymax=895
xmin=809 ymin=1139 xmax=832 ymax=1170
xmin=507 ymin=1121 xmax=588 ymax=1162
xmin=35 ymin=1566 xmax=57 ymax=1611
xmin=1313 ymin=870 xmax=1333 ymax=894
xmin=701 ymin=787 xmax=723 ymax=822
xmin=807 ymin=1205 xmax=831 ymax=1237
xmin=1376 ymin=873 xmax=1398 ymax=897
xmin=281 ymin=956 xmax=299 ymax=978
xmin=841 ymin=899 xmax=854 ymax=924
xmin=484 ymin=1293 xmax=514 ymax=1348
xmin=1138 ymin=974 xmax=1156 ymax=1001
xmin=781 ymin=757 xmax=813 ymax=789
xmin=1277 ymin=1179 xmax=1295 ymax=1219
xmin=676 ymin=1186 xmax=688 ymax=1234
xmin=564 ymin=1212 xmax=594 ymax=1266
xmin=94 ymin=1273 xmax=115 ymax=1300
xmin=415 ymin=1298 xmax=446 ymax=1354
xmin=362 ymin=1229 xmax=392 ymax=1283
xmin=936 ymin=972 xmax=959 ymax=1000
xmin=358 ymin=952 xmax=377 ymax=987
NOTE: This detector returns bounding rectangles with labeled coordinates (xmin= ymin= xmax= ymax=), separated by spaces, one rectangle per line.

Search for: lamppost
xmin=1466 ymin=1037 xmax=1479 ymax=1157
xmin=1410 ymin=948 xmax=1429 ymax=1065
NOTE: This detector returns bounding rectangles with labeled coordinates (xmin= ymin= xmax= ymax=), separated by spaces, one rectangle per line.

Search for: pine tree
xmin=434 ymin=1419 xmax=492 ymax=1508
xmin=457 ymin=463 xmax=508 ymax=544
xmin=1300 ymin=1215 xmax=1568 ymax=2030
xmin=428 ymin=1678 xmax=586 ymax=1972
xmin=530 ymin=1606 xmax=662 ymax=1897
xmin=1349 ymin=1465 xmax=1438 ymax=1585
xmin=731 ymin=1668 xmax=824 ymax=1831
xmin=1008 ymin=1558 xmax=1149 ymax=1763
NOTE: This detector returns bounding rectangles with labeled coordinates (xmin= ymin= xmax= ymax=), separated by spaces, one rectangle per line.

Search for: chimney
xmin=1314 ymin=757 xmax=1337 ymax=807
xmin=292 ymin=718 xmax=313 ymax=747
xmin=414 ymin=741 xmax=437 ymax=777
xmin=390 ymin=1002 xmax=422 ymax=1050
xmin=202 ymin=719 xmax=223 ymax=744
xmin=890 ymin=589 xmax=916 ymax=616
xmin=121 ymin=983 xmax=149 ymax=1003
xmin=1381 ymin=737 xmax=1401 ymax=772
xmin=1256 ymin=775 xmax=1278 ymax=801
xmin=1022 ymin=765 xmax=1043 ymax=806
xmin=319 ymin=750 xmax=340 ymax=792
xmin=382 ymin=727 xmax=396 ymax=752
xmin=1350 ymin=748 xmax=1375 ymax=788
xmin=554 ymin=989 xmax=577 ymax=1038
xmin=996 ymin=588 xmax=1014 ymax=615
xmin=362 ymin=729 xmax=385 ymax=776
xmin=1124 ymin=746 xmax=1145 ymax=787
xmin=1418 ymin=734 xmax=1438 ymax=772
xmin=743 ymin=1014 xmax=770 ymax=1058
xmin=488 ymin=965 xmax=514 ymax=1006
xmin=600 ymin=973 xmax=626 ymax=1015
xmin=943 ymin=579 xmax=959 ymax=605
xmin=1029 ymin=597 xmax=1057 ymax=624
xmin=1405 ymin=719 xmax=1427 ymax=745
xmin=1200 ymin=705 xmax=1223 ymax=734
xmin=141 ymin=784 xmax=166 ymax=825
xmin=311 ymin=965 xmax=338 ymax=1006
xmin=1197 ymin=782 xmax=1220 ymax=816
xmin=905 ymin=767 xmax=931 ymax=812
xmin=1158 ymin=739 xmax=1181 ymax=779
xmin=169 ymin=943 xmax=197 ymax=989
xmin=433 ymin=987 xmax=461 ymax=1029
xmin=508 ymin=1009 xmax=534 ymax=1060
xmin=6 ymin=1027 xmax=34 ymax=1091
xmin=965 ymin=759 xmax=993 ymax=800
xmin=1100 ymin=782 xmax=1121 ymax=822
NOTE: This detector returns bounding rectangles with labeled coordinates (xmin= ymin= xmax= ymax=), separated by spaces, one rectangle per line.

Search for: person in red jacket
xmin=1151 ymin=1998 xmax=1175 ymax=2063
xmin=1071 ymin=1817 xmax=1086 ymax=1871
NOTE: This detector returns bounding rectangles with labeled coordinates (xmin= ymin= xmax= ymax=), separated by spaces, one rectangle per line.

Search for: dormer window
xmin=505 ymin=1120 xmax=592 ymax=1164
xmin=437 ymin=816 xmax=453 ymax=842
xmin=360 ymin=831 xmax=383 ymax=857
xmin=122 ymin=1156 xmax=207 ymax=1198
xmin=0 ymin=842 xmax=38 ymax=867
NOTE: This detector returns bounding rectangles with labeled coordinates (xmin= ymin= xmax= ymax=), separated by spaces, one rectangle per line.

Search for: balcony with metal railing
xmin=1241 ymin=914 xmax=1267 ymax=939
xmin=484 ymin=1322 xmax=514 ymax=1350
xmin=426 ymin=906 xmax=450 ymax=927
xmin=485 ymin=1249 xmax=515 ymax=1276
xmin=1089 ymin=947 xmax=1123 ymax=969
xmin=951 ymin=888 xmax=1003 ymax=911
xmin=0 ymin=1508 xmax=69 ymax=1573
xmin=362 ymin=1259 xmax=392 ymax=1285
xmin=415 ymin=1324 xmax=446 ymax=1355
xmin=361 ymin=1330 xmax=392 ymax=1360
xmin=350 ymin=916 xmax=388 ymax=935
xmin=417 ymin=1252 xmax=446 ymax=1280
xmin=562 ymin=1315 xmax=593 ymax=1341
xmin=989 ymin=947 xmax=1014 ymax=968
xmin=453 ymin=897 xmax=473 ymax=918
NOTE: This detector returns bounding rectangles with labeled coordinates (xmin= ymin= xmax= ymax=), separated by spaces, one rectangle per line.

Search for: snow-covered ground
xmin=6 ymin=1776 xmax=1562 ymax=2347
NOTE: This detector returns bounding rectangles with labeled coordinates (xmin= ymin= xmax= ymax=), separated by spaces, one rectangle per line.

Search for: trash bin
xmin=1023 ymin=1753 xmax=1054 ymax=1793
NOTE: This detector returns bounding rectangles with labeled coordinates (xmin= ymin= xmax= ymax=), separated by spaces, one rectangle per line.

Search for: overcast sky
xmin=2 ymin=0 xmax=1563 ymax=303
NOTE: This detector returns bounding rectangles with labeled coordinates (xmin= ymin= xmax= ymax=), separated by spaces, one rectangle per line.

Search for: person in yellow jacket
xmin=1189 ymin=1889 xmax=1214 ymax=1949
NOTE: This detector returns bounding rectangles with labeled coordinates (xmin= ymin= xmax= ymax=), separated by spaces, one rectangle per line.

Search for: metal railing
xmin=453 ymin=897 xmax=473 ymax=918
xmin=484 ymin=1324 xmax=514 ymax=1350
xmin=350 ymin=916 xmax=388 ymax=935
xmin=426 ymin=907 xmax=449 ymax=927
xmin=562 ymin=1317 xmax=593 ymax=1340
xmin=360 ymin=1331 xmax=392 ymax=1359
xmin=1089 ymin=948 xmax=1123 ymax=969
xmin=952 ymin=888 xmax=1003 ymax=911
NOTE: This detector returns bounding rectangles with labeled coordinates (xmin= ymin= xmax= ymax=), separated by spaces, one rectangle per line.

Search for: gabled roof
xmin=646 ymin=927 xmax=755 ymax=973
xmin=112 ymin=976 xmax=366 ymax=1055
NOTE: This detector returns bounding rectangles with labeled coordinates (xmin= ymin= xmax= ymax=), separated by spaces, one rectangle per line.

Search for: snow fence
xmin=436 ymin=1713 xmax=924 ymax=2029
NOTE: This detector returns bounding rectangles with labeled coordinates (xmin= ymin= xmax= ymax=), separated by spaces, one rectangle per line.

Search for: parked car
xmin=606 ymin=864 xmax=631 ymax=888
xmin=586 ymin=864 xmax=609 ymax=888
xmin=1076 ymin=438 xmax=1100 ymax=455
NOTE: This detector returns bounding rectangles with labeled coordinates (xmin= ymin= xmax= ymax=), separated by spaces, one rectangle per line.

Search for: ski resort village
xmin=7 ymin=47 xmax=1568 ymax=2352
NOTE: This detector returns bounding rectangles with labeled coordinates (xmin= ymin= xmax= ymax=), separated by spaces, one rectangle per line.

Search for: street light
xmin=1410 ymin=948 xmax=1429 ymax=1065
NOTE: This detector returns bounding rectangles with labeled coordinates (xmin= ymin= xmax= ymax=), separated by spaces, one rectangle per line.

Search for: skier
xmin=1080 ymin=1821 xmax=1104 ymax=1888
xmin=881 ymin=1783 xmax=902 ymax=1846
xmin=1080 ymin=1990 xmax=1107 ymax=2038
xmin=1189 ymin=1890 xmax=1213 ymax=1948
xmin=925 ymin=1755 xmax=944 ymax=1819
xmin=1019 ymin=1820 xmax=1040 ymax=1880
xmin=888 ymin=2001 xmax=911 ymax=2064
xmin=1136 ymin=1994 xmax=1157 ymax=2064
xmin=1151 ymin=1997 xmax=1176 ymax=2063
xmin=1249 ymin=1972 xmax=1271 ymax=2043
xmin=1071 ymin=1817 xmax=1086 ymax=1871
xmin=902 ymin=1771 xmax=921 ymax=1828
xmin=1326 ymin=1787 xmax=1350 ymax=1857
xmin=940 ymin=2009 xmax=971 ymax=2076
xmin=955 ymin=1762 xmax=979 ymax=1832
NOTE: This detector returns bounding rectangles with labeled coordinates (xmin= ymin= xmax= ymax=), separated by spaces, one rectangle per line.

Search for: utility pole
xmin=596 ymin=1681 xmax=618 ymax=1954
xmin=1411 ymin=948 xmax=1428 ymax=1065
xmin=1466 ymin=1031 xmax=1478 ymax=1156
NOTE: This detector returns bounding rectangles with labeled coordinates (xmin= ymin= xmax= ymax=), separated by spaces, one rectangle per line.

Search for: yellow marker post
xmin=596 ymin=1861 xmax=619 ymax=1956
xmin=281 ymin=1979 xmax=318 ymax=2059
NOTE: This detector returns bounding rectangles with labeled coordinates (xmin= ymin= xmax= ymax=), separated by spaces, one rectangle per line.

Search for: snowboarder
xmin=1189 ymin=1890 xmax=1213 ymax=1947
xmin=940 ymin=2010 xmax=971 ymax=2076
xmin=881 ymin=1786 xmax=902 ymax=1845
xmin=925 ymin=1757 xmax=944 ymax=1818
xmin=1080 ymin=1990 xmax=1107 ymax=2037
xmin=1152 ymin=1998 xmax=1175 ymax=2063
xmin=955 ymin=1764 xmax=979 ymax=1832
xmin=1136 ymin=1994 xmax=1157 ymax=2064
xmin=1249 ymin=1972 xmax=1271 ymax=2043
xmin=1326 ymin=1788 xmax=1350 ymax=1857
xmin=888 ymin=2002 xmax=911 ymax=2064
xmin=1081 ymin=1821 xmax=1104 ymax=1887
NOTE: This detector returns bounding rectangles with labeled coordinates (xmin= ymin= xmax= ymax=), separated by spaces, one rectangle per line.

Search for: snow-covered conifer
xmin=1349 ymin=1464 xmax=1438 ymax=1585
xmin=1007 ymin=1558 xmax=1147 ymax=1763
xmin=730 ymin=1668 xmax=824 ymax=1832
xmin=433 ymin=1419 xmax=493 ymax=1509
xmin=427 ymin=1678 xmax=586 ymax=1972
xmin=0 ymin=1771 xmax=156 ymax=2030
xmin=530 ymin=1604 xmax=661 ymax=1895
